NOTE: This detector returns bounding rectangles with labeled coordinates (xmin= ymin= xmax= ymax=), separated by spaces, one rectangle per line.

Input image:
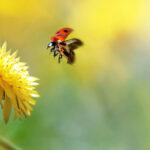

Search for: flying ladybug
xmin=47 ymin=28 xmax=83 ymax=64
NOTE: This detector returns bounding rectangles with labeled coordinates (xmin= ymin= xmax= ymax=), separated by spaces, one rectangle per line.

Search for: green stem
xmin=0 ymin=136 xmax=21 ymax=150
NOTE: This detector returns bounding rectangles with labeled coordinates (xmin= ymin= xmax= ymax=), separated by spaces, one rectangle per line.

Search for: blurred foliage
xmin=0 ymin=0 xmax=150 ymax=150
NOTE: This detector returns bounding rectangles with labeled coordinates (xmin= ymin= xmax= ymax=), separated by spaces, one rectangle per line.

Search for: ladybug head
xmin=47 ymin=41 xmax=57 ymax=49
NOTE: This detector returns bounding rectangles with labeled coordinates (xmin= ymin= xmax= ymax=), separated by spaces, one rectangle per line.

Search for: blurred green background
xmin=0 ymin=0 xmax=150 ymax=149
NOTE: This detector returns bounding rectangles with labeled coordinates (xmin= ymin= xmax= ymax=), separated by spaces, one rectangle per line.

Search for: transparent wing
xmin=65 ymin=38 xmax=83 ymax=51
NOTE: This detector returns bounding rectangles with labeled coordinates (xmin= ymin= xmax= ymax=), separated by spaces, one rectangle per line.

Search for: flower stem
xmin=0 ymin=136 xmax=21 ymax=150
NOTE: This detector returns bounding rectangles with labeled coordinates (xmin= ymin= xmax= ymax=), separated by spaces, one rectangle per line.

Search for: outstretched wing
xmin=67 ymin=51 xmax=75 ymax=64
xmin=65 ymin=38 xmax=83 ymax=51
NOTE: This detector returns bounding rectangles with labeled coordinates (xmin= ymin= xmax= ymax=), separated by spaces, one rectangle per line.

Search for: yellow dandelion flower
xmin=0 ymin=42 xmax=39 ymax=123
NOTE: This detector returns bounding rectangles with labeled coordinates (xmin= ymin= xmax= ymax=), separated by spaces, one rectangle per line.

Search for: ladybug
xmin=47 ymin=28 xmax=83 ymax=64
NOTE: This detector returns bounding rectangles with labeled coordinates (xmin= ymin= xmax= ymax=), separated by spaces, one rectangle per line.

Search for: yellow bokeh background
xmin=0 ymin=0 xmax=150 ymax=150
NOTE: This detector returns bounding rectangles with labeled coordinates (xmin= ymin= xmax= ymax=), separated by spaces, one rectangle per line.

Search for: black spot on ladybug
xmin=56 ymin=31 xmax=59 ymax=34
xmin=64 ymin=30 xmax=68 ymax=33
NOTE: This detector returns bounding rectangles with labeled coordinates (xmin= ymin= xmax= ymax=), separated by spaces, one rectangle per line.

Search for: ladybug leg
xmin=53 ymin=50 xmax=58 ymax=57
xmin=50 ymin=47 xmax=55 ymax=53
xmin=58 ymin=54 xmax=63 ymax=63
xmin=56 ymin=49 xmax=61 ymax=54
xmin=49 ymin=46 xmax=56 ymax=56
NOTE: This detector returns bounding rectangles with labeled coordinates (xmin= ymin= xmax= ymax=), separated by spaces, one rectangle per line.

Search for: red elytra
xmin=51 ymin=28 xmax=73 ymax=42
